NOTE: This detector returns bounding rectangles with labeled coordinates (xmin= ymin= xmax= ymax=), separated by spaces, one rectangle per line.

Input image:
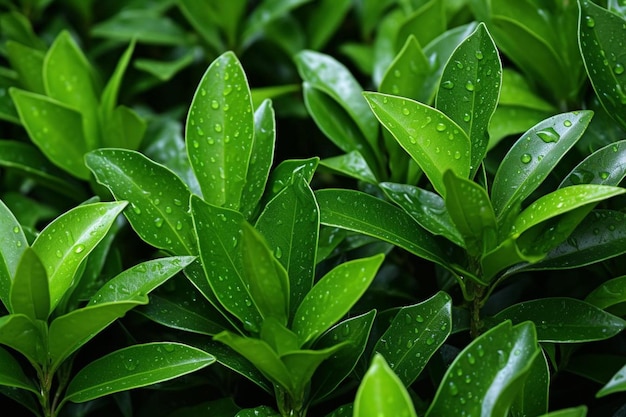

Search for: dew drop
xmin=154 ymin=217 xmax=164 ymax=228
xmin=467 ymin=353 xmax=476 ymax=365
xmin=537 ymin=127 xmax=560 ymax=143
xmin=211 ymin=100 xmax=219 ymax=109
xmin=599 ymin=171 xmax=610 ymax=180
xmin=436 ymin=123 xmax=447 ymax=132
xmin=465 ymin=81 xmax=475 ymax=91
xmin=409 ymin=136 xmax=417 ymax=144
xmin=192 ymin=140 xmax=200 ymax=149
xmin=463 ymin=113 xmax=471 ymax=122
xmin=585 ymin=16 xmax=595 ymax=27
xmin=200 ymin=89 xmax=207 ymax=96
xmin=455 ymin=61 xmax=464 ymax=69
xmin=563 ymin=119 xmax=572 ymax=127
xmin=520 ymin=153 xmax=532 ymax=164
xmin=449 ymin=381 xmax=459 ymax=396
xmin=475 ymin=50 xmax=483 ymax=60
xmin=13 ymin=226 xmax=19 ymax=234
xmin=214 ymin=123 xmax=223 ymax=132
xmin=275 ymin=246 xmax=283 ymax=259
xmin=55 ymin=249 xmax=63 ymax=258
xmin=394 ymin=69 xmax=401 ymax=78
xmin=131 ymin=204 xmax=141 ymax=215
xmin=223 ymin=85 xmax=233 ymax=96
xmin=441 ymin=80 xmax=454 ymax=89
xmin=164 ymin=344 xmax=175 ymax=353
xmin=415 ymin=315 xmax=424 ymax=323
xmin=402 ymin=107 xmax=410 ymax=115
xmin=175 ymin=221 xmax=183 ymax=231
xmin=614 ymin=63 xmax=625 ymax=75
xmin=74 ymin=244 xmax=85 ymax=254
xmin=477 ymin=345 xmax=485 ymax=357
xmin=454 ymin=151 xmax=461 ymax=160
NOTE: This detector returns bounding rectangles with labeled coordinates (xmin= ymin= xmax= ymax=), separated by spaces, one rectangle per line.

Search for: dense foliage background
xmin=0 ymin=0 xmax=625 ymax=416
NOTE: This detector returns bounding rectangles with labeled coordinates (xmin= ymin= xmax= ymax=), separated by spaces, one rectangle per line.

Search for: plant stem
xmin=469 ymin=282 xmax=486 ymax=339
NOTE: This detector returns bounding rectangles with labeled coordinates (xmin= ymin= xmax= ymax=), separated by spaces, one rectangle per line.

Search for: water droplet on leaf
xmin=521 ymin=153 xmax=532 ymax=164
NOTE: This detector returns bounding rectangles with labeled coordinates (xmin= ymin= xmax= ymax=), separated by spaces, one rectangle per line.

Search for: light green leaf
xmin=32 ymin=201 xmax=126 ymax=312
xmin=494 ymin=298 xmax=626 ymax=343
xmin=49 ymin=298 xmax=147 ymax=371
xmin=0 ymin=314 xmax=46 ymax=365
xmin=364 ymin=92 xmax=471 ymax=196
xmin=0 ymin=345 xmax=38 ymax=394
xmin=379 ymin=36 xmax=431 ymax=103
xmin=306 ymin=0 xmax=351 ymax=50
xmin=0 ymin=198 xmax=28 ymax=309
xmin=91 ymin=10 xmax=189 ymax=45
xmin=101 ymin=105 xmax=146 ymax=150
xmin=560 ymin=140 xmax=626 ymax=188
xmin=85 ymin=149 xmax=196 ymax=255
xmin=374 ymin=292 xmax=452 ymax=386
xmin=426 ymin=321 xmax=539 ymax=417
xmin=10 ymin=248 xmax=49 ymax=320
xmin=9 ymin=89 xmax=89 ymax=179
xmin=186 ymin=51 xmax=254 ymax=211
xmin=292 ymin=254 xmax=383 ymax=346
xmin=65 ymin=342 xmax=215 ymax=403
xmin=585 ymin=275 xmax=626 ymax=310
xmin=5 ymin=41 xmax=45 ymax=94
xmin=436 ymin=23 xmax=501 ymax=175
xmin=596 ymin=364 xmax=626 ymax=397
xmin=354 ymin=354 xmax=417 ymax=417
xmin=242 ymin=0 xmax=311 ymax=48
xmin=320 ymin=151 xmax=378 ymax=184
xmin=100 ymin=40 xmax=135 ymax=116
xmin=266 ymin=157 xmax=319 ymax=200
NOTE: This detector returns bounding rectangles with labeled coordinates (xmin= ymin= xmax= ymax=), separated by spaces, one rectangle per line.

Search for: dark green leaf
xmin=236 ymin=406 xmax=280 ymax=417
xmin=177 ymin=0 xmax=224 ymax=52
xmin=134 ymin=51 xmax=195 ymax=82
xmin=510 ymin=350 xmax=550 ymax=417
xmin=10 ymin=248 xmax=49 ymax=320
xmin=265 ymin=157 xmax=319 ymax=203
xmin=100 ymin=40 xmax=135 ymax=116
xmin=596 ymin=364 xmax=626 ymax=397
xmin=537 ymin=406 xmax=588 ymax=417
xmin=320 ymin=151 xmax=378 ymax=184
xmin=306 ymin=0 xmax=351 ymax=50
xmin=380 ymin=36 xmax=431 ymax=103
xmin=585 ymin=275 xmax=626 ymax=310
xmin=0 ymin=345 xmax=38 ymax=393
xmin=0 ymin=198 xmax=28 ymax=309
xmin=560 ymin=140 xmax=626 ymax=188
xmin=5 ymin=41 xmax=45 ymax=94
xmin=91 ymin=10 xmax=189 ymax=45
xmin=396 ymin=0 xmax=445 ymax=50
xmin=0 ymin=314 xmax=45 ymax=364
xmin=242 ymin=0 xmax=311 ymax=48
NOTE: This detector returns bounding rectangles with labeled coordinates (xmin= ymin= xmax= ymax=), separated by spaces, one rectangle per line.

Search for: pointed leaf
xmin=266 ymin=157 xmax=319 ymax=200
xmin=91 ymin=11 xmax=188 ymax=45
xmin=10 ymin=248 xmax=49 ymax=320
xmin=364 ymin=92 xmax=471 ymax=196
xmin=6 ymin=41 xmax=45 ymax=94
xmin=100 ymin=40 xmax=135 ymax=116
xmin=436 ymin=23 xmax=502 ymax=175
xmin=494 ymin=298 xmax=626 ymax=343
xmin=292 ymin=254 xmax=383 ymax=346
xmin=597 ymin=364 xmax=626 ymax=397
xmin=236 ymin=406 xmax=280 ymax=417
xmin=0 ymin=345 xmax=38 ymax=394
xmin=354 ymin=354 xmax=417 ymax=417
xmin=510 ymin=350 xmax=550 ymax=417
xmin=316 ymin=189 xmax=447 ymax=267
xmin=101 ymin=105 xmax=146 ymax=150
xmin=0 ymin=314 xmax=45 ymax=365
xmin=65 ymin=342 xmax=215 ymax=403
xmin=186 ymin=51 xmax=254 ymax=210
xmin=585 ymin=275 xmax=626 ymax=310
xmin=560 ymin=140 xmax=626 ymax=188
xmin=241 ymin=0 xmax=311 ymax=48
xmin=0 ymin=199 xmax=28 ymax=309
xmin=32 ymin=202 xmax=126 ymax=312
xmin=426 ymin=321 xmax=540 ymax=417
xmin=380 ymin=36 xmax=431 ymax=102
xmin=491 ymin=111 xmax=593 ymax=222
xmin=320 ymin=151 xmax=377 ymax=184
xmin=85 ymin=149 xmax=196 ymax=255
xmin=49 ymin=298 xmax=147 ymax=371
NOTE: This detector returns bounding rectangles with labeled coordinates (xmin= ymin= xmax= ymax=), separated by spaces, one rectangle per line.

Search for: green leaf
xmin=379 ymin=36 xmax=431 ymax=103
xmin=49 ymin=298 xmax=147 ymax=371
xmin=236 ymin=406 xmax=280 ymax=417
xmin=101 ymin=105 xmax=146 ymax=150
xmin=380 ymin=182 xmax=464 ymax=247
xmin=491 ymin=111 xmax=594 ymax=222
xmin=494 ymin=298 xmax=626 ymax=343
xmin=5 ymin=41 xmax=45 ymax=94
xmin=168 ymin=398 xmax=241 ymax=417
xmin=311 ymin=310 xmax=376 ymax=402
xmin=316 ymin=189 xmax=447 ymax=267
xmin=100 ymin=40 xmax=135 ymax=116
xmin=89 ymin=256 xmax=195 ymax=305
xmin=320 ymin=151 xmax=378 ymax=184
xmin=295 ymin=50 xmax=378 ymax=147
xmin=578 ymin=0 xmax=626 ymax=129
xmin=397 ymin=0 xmax=446 ymax=50
xmin=373 ymin=291 xmax=452 ymax=386
xmin=241 ymin=223 xmax=289 ymax=324
xmin=85 ymin=149 xmax=196 ymax=255
xmin=134 ymin=52 xmax=195 ymax=82
xmin=0 ymin=345 xmax=38 ymax=394
xmin=177 ymin=0 xmax=224 ymax=52
xmin=354 ymin=354 xmax=417 ymax=417
xmin=443 ymin=170 xmax=496 ymax=255
xmin=596 ymin=364 xmax=626 ymax=397
xmin=538 ymin=407 xmax=588 ymax=417
xmin=10 ymin=248 xmax=49 ymax=320
xmin=256 ymin=176 xmax=318 ymax=317
xmin=0 ymin=198 xmax=28 ymax=309
xmin=560 ymin=140 xmax=626 ymax=187
xmin=306 ymin=0 xmax=351 ymax=50
xmin=9 ymin=89 xmax=89 ymax=179
xmin=242 ymin=0 xmax=311 ymax=48
xmin=266 ymin=157 xmax=319 ymax=200
xmin=91 ymin=10 xmax=189 ymax=45
xmin=436 ymin=23 xmax=501 ymax=175
xmin=292 ymin=254 xmax=383 ymax=346
xmin=426 ymin=321 xmax=540 ymax=417
xmin=65 ymin=342 xmax=215 ymax=403
xmin=511 ymin=185 xmax=625 ymax=238
xmin=585 ymin=275 xmax=626 ymax=310
xmin=510 ymin=350 xmax=550 ymax=417
xmin=186 ymin=51 xmax=254 ymax=211
xmin=191 ymin=196 xmax=262 ymax=333
xmin=364 ymin=92 xmax=471 ymax=196
xmin=0 ymin=314 xmax=46 ymax=365
xmin=240 ymin=99 xmax=276 ymax=220
xmin=32 ymin=201 xmax=126 ymax=312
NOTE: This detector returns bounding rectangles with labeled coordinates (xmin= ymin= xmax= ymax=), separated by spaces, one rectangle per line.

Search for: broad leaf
xmin=320 ymin=151 xmax=378 ymax=184
xmin=86 ymin=149 xmax=196 ymax=255
xmin=5 ymin=41 xmax=45 ymax=94
xmin=379 ymin=36 xmax=431 ymax=103
xmin=494 ymin=298 xmax=626 ymax=343
xmin=236 ymin=406 xmax=280 ymax=417
xmin=241 ymin=0 xmax=311 ymax=48
xmin=510 ymin=350 xmax=550 ymax=417
xmin=585 ymin=275 xmax=626 ymax=310
xmin=0 ymin=199 xmax=28 ymax=309
xmin=597 ymin=364 xmax=626 ymax=397
xmin=560 ymin=140 xmax=626 ymax=188
xmin=91 ymin=10 xmax=188 ymax=45
xmin=266 ymin=157 xmax=319 ymax=200
xmin=292 ymin=254 xmax=383 ymax=346
xmin=10 ymin=248 xmax=49 ymax=320
xmin=65 ymin=342 xmax=215 ymax=403
xmin=186 ymin=51 xmax=253 ymax=210
xmin=364 ymin=92 xmax=471 ymax=196
xmin=32 ymin=201 xmax=126 ymax=312
xmin=0 ymin=314 xmax=45 ymax=365
xmin=0 ymin=345 xmax=38 ymax=393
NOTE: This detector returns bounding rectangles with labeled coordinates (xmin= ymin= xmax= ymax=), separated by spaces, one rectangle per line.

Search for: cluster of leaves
xmin=0 ymin=0 xmax=625 ymax=417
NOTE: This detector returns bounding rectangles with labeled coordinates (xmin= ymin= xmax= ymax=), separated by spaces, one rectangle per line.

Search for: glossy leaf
xmin=0 ymin=314 xmax=45 ymax=365
xmin=241 ymin=223 xmax=289 ymax=324
xmin=9 ymin=89 xmax=89 ymax=179
xmin=65 ymin=342 xmax=215 ymax=403
xmin=538 ymin=407 xmax=588 ymax=417
xmin=379 ymin=36 xmax=431 ymax=103
xmin=292 ymin=254 xmax=383 ymax=346
xmin=191 ymin=196 xmax=262 ymax=333
xmin=307 ymin=0 xmax=351 ymax=49
xmin=0 ymin=345 xmax=38 ymax=393
xmin=295 ymin=50 xmax=378 ymax=147
xmin=10 ymin=248 xmax=49 ymax=320
xmin=91 ymin=10 xmax=188 ymax=45
xmin=491 ymin=111 xmax=594 ymax=222
xmin=88 ymin=256 xmax=195 ymax=305
xmin=316 ymin=189 xmax=447 ymax=267
xmin=380 ymin=182 xmax=464 ymax=247
xmin=510 ymin=350 xmax=550 ymax=417
xmin=494 ymin=298 xmax=626 ymax=343
xmin=49 ymin=298 xmax=147 ymax=371
xmin=100 ymin=40 xmax=134 ymax=116
xmin=578 ymin=0 xmax=626 ymax=129
xmin=373 ymin=291 xmax=452 ymax=386
xmin=185 ymin=51 xmax=254 ymax=211
xmin=5 ymin=41 xmax=45 ymax=94
xmin=436 ymin=23 xmax=501 ymax=175
xmin=444 ymin=170 xmax=497 ymax=255
xmin=560 ymin=140 xmax=626 ymax=188
xmin=426 ymin=321 xmax=539 ymax=417
xmin=585 ymin=275 xmax=626 ymax=310
xmin=256 ymin=175 xmax=318 ymax=317
xmin=398 ymin=0 xmax=446 ymax=50
xmin=134 ymin=52 xmax=195 ymax=82
xmin=240 ymin=99 xmax=276 ymax=220
xmin=320 ymin=151 xmax=377 ymax=184
xmin=364 ymin=92 xmax=471 ymax=196
xmin=511 ymin=185 xmax=625 ymax=238
xmin=597 ymin=364 xmax=626 ymax=397
xmin=266 ymin=158 xmax=319 ymax=202
xmin=241 ymin=0 xmax=310 ymax=48
xmin=85 ymin=149 xmax=196 ymax=255
xmin=0 ymin=199 xmax=28 ymax=309
xmin=177 ymin=0 xmax=224 ymax=51
xmin=32 ymin=201 xmax=126 ymax=312
xmin=236 ymin=406 xmax=280 ymax=417
xmin=100 ymin=104 xmax=146 ymax=151
xmin=311 ymin=310 xmax=376 ymax=402
xmin=354 ymin=354 xmax=416 ymax=417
